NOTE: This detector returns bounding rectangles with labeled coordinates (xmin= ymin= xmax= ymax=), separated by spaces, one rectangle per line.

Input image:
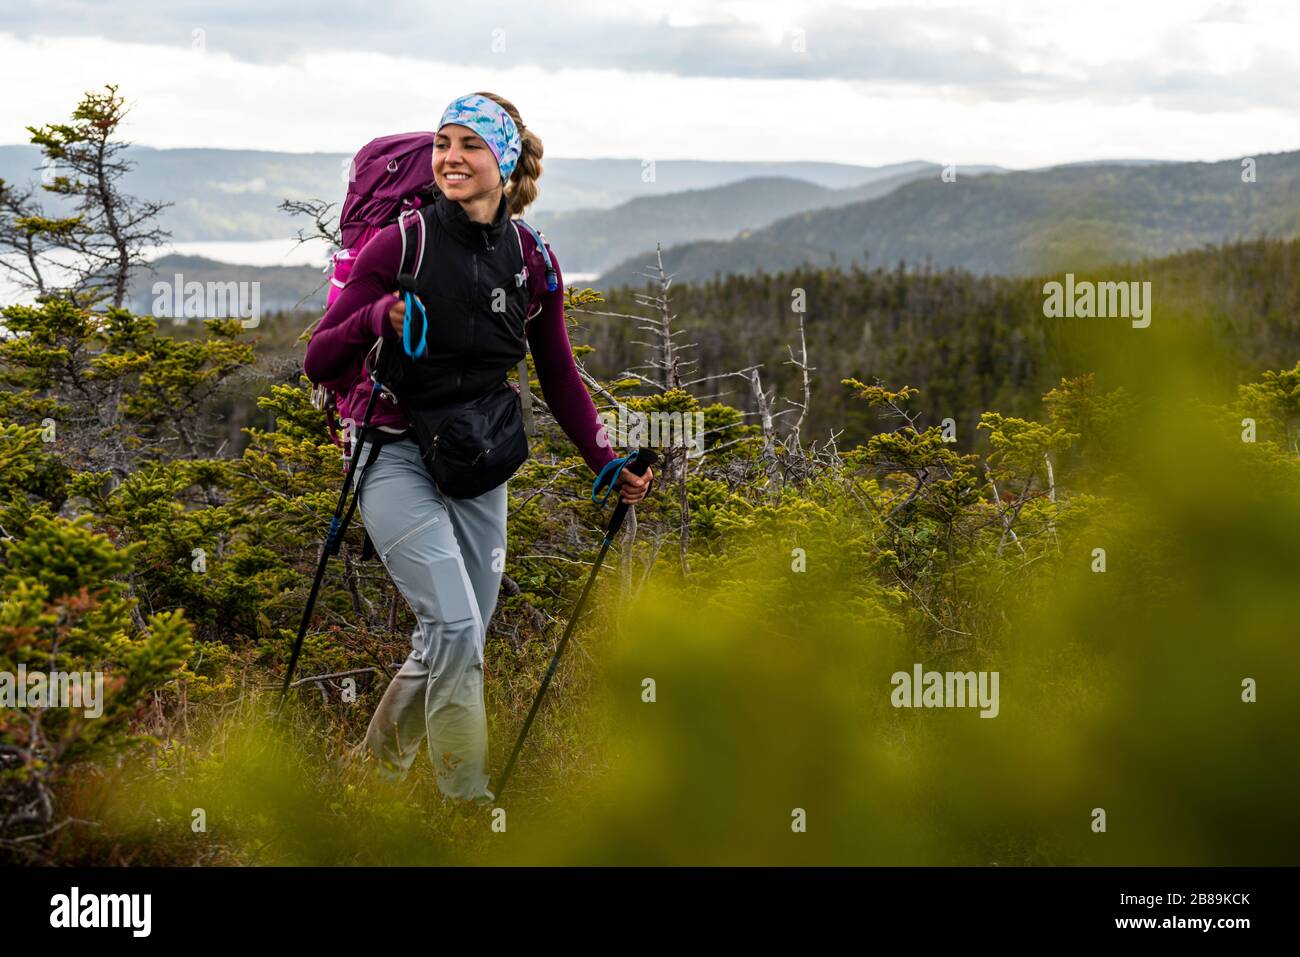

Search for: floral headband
xmin=438 ymin=93 xmax=522 ymax=183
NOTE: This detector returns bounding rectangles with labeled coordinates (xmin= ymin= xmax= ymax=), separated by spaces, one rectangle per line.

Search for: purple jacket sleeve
xmin=525 ymin=248 xmax=619 ymax=477
xmin=303 ymin=225 xmax=403 ymax=389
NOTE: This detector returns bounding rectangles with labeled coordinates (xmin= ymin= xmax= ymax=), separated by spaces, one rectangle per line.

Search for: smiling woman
xmin=434 ymin=127 xmax=499 ymax=220
xmin=303 ymin=91 xmax=653 ymax=808
xmin=433 ymin=125 xmax=503 ymax=227
xmin=433 ymin=91 xmax=542 ymax=222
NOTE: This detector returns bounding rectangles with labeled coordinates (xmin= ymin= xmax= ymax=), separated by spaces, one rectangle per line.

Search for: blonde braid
xmin=475 ymin=91 xmax=543 ymax=217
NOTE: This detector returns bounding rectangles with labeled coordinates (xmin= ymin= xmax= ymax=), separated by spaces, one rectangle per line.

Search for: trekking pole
xmin=493 ymin=447 xmax=658 ymax=802
xmin=277 ymin=352 xmax=389 ymax=715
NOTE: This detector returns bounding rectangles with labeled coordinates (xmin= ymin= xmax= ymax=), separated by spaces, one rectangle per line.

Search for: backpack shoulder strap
xmin=513 ymin=218 xmax=558 ymax=294
xmin=396 ymin=207 xmax=427 ymax=293
xmin=394 ymin=208 xmax=431 ymax=358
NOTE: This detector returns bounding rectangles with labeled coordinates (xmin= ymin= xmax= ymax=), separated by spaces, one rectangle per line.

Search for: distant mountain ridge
xmin=595 ymin=150 xmax=1300 ymax=287
xmin=539 ymin=163 xmax=1009 ymax=274
xmin=7 ymin=140 xmax=1276 ymax=290
xmin=0 ymin=144 xmax=927 ymax=243
xmin=109 ymin=152 xmax=1298 ymax=315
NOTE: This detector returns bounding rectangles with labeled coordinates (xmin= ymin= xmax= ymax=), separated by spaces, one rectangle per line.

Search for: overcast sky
xmin=1 ymin=0 xmax=1296 ymax=168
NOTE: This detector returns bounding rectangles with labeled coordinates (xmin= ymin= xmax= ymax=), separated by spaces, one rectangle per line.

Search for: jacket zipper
xmin=467 ymin=248 xmax=478 ymax=390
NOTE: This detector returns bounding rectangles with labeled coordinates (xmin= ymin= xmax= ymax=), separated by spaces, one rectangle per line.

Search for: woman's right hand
xmin=387 ymin=291 xmax=405 ymax=335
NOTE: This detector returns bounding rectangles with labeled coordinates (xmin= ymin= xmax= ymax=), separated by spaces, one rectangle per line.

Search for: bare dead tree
xmin=571 ymin=245 xmax=821 ymax=573
xmin=748 ymin=367 xmax=783 ymax=496
xmin=26 ymin=84 xmax=172 ymax=309
xmin=1044 ymin=452 xmax=1060 ymax=552
xmin=278 ymin=197 xmax=342 ymax=250
xmin=0 ymin=178 xmax=56 ymax=298
xmin=984 ymin=461 xmax=1027 ymax=557
xmin=782 ymin=311 xmax=814 ymax=452
xmin=629 ymin=244 xmax=687 ymax=391
xmin=277 ymin=197 xmax=341 ymax=317
xmin=572 ymin=247 xmax=694 ymax=573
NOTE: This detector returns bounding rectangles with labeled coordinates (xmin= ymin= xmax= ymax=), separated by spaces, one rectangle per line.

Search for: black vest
xmin=377 ymin=191 xmax=531 ymax=409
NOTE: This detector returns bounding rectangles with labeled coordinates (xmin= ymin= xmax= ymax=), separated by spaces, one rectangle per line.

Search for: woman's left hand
xmin=618 ymin=465 xmax=653 ymax=504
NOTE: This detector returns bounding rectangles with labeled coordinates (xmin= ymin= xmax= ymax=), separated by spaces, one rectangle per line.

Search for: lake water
xmin=161 ymin=238 xmax=337 ymax=268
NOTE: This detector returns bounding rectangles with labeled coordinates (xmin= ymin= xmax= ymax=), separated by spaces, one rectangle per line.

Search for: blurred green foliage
xmin=3 ymin=240 xmax=1299 ymax=866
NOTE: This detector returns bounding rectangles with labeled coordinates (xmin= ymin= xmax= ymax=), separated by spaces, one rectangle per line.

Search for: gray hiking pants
xmin=351 ymin=434 xmax=506 ymax=802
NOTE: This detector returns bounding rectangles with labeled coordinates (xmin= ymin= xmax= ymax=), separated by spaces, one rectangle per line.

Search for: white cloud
xmin=0 ymin=0 xmax=1297 ymax=167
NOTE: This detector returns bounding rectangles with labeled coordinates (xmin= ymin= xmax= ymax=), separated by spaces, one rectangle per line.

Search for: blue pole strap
xmin=592 ymin=451 xmax=638 ymax=506
xmin=402 ymin=290 xmax=428 ymax=359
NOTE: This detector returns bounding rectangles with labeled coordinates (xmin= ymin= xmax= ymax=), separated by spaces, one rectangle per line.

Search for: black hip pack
xmin=405 ymin=379 xmax=529 ymax=499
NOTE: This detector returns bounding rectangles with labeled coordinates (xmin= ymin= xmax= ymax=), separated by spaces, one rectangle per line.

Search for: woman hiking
xmin=303 ymin=91 xmax=653 ymax=806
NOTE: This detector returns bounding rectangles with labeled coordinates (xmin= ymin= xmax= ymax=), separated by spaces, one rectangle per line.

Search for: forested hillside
xmin=585 ymin=238 xmax=1300 ymax=451
xmin=597 ymin=151 xmax=1300 ymax=285
xmin=524 ymin=163 xmax=1005 ymax=273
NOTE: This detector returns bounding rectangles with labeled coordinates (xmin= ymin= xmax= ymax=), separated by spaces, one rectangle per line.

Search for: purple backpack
xmin=327 ymin=132 xmax=437 ymax=306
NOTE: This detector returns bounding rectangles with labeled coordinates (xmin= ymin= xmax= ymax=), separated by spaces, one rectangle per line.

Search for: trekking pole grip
xmin=605 ymin=448 xmax=658 ymax=540
xmin=625 ymin=447 xmax=656 ymax=477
